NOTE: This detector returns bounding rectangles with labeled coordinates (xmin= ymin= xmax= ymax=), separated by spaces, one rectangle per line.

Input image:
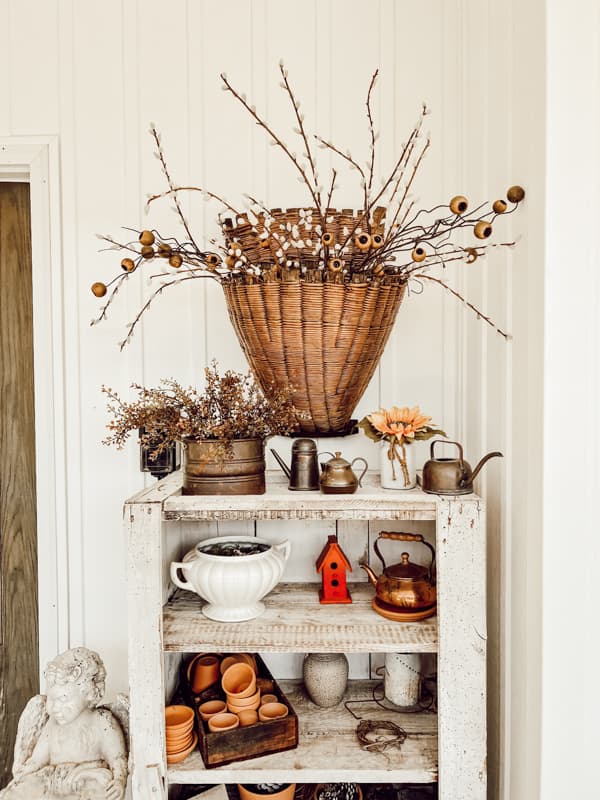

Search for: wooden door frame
xmin=0 ymin=137 xmax=68 ymax=679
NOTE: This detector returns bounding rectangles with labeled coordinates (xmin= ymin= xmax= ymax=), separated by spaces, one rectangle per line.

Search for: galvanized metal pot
xmin=182 ymin=437 xmax=266 ymax=495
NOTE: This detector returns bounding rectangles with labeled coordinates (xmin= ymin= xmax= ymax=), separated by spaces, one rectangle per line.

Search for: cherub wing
xmin=12 ymin=694 xmax=48 ymax=776
xmin=101 ymin=693 xmax=130 ymax=747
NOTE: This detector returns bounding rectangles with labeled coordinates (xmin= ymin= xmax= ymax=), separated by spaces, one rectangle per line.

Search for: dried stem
xmin=147 ymin=185 xmax=242 ymax=218
xmin=365 ymin=69 xmax=379 ymax=198
xmin=221 ymin=73 xmax=325 ymax=225
xmin=415 ymin=273 xmax=511 ymax=339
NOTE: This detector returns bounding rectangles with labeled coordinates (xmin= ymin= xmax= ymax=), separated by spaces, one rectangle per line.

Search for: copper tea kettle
xmin=421 ymin=440 xmax=503 ymax=495
xmin=360 ymin=532 xmax=436 ymax=612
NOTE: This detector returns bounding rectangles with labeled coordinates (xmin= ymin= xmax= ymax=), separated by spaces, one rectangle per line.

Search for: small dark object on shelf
xmin=139 ymin=427 xmax=180 ymax=479
xmin=313 ymin=784 xmax=362 ymax=800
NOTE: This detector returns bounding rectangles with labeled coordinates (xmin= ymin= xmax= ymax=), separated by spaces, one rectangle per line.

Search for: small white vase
xmin=303 ymin=653 xmax=349 ymax=707
xmin=379 ymin=442 xmax=416 ymax=490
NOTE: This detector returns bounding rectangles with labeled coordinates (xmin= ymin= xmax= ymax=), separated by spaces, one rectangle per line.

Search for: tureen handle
xmin=272 ymin=540 xmax=292 ymax=562
xmin=170 ymin=561 xmax=194 ymax=591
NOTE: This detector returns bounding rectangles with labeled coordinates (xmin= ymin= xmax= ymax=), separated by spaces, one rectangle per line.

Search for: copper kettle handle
xmin=374 ymin=531 xmax=436 ymax=582
xmin=430 ymin=439 xmax=464 ymax=466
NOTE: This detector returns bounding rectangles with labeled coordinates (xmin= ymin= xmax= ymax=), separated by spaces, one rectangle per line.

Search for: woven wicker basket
xmin=223 ymin=280 xmax=406 ymax=435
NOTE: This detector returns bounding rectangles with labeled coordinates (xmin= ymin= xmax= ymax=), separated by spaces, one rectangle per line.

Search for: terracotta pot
xmin=238 ymin=785 xmax=296 ymax=800
xmin=166 ymin=732 xmax=197 ymax=764
xmin=228 ymin=696 xmax=261 ymax=714
xmin=198 ymin=699 xmax=227 ymax=721
xmin=208 ymin=712 xmax=240 ymax=733
xmin=237 ymin=709 xmax=259 ymax=727
xmin=260 ymin=693 xmax=278 ymax=706
xmin=164 ymin=705 xmax=194 ymax=732
xmin=222 ymin=663 xmax=256 ymax=697
xmin=192 ymin=654 xmax=221 ymax=693
xmin=183 ymin=437 xmax=266 ymax=495
xmin=258 ymin=702 xmax=289 ymax=722
xmin=226 ymin=688 xmax=260 ymax=708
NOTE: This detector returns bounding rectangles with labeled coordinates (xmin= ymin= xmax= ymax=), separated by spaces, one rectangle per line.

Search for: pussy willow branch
xmin=279 ymin=62 xmax=322 ymax=212
xmin=365 ymin=69 xmax=379 ymax=199
xmin=150 ymin=127 xmax=200 ymax=252
xmin=221 ymin=73 xmax=325 ymax=226
xmin=90 ymin=273 xmax=129 ymax=326
xmin=315 ymin=135 xmax=369 ymax=224
xmin=415 ymin=273 xmax=510 ymax=339
xmin=147 ymin=185 xmax=242 ymax=218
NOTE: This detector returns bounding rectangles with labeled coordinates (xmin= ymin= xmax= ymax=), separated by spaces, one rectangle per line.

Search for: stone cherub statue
xmin=0 ymin=647 xmax=128 ymax=800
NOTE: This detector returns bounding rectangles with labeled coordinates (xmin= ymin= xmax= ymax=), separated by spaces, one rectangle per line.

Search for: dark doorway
xmin=0 ymin=182 xmax=38 ymax=784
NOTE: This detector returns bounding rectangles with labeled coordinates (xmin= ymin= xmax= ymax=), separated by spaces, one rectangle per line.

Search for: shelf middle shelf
xmin=163 ymin=583 xmax=438 ymax=653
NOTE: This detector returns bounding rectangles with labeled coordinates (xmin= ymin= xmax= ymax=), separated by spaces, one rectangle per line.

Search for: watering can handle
xmin=374 ymin=531 xmax=436 ymax=582
xmin=430 ymin=439 xmax=464 ymax=465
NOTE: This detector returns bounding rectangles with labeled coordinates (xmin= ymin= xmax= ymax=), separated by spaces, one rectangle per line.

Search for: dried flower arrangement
xmin=91 ymin=63 xmax=524 ymax=347
xmin=102 ymin=361 xmax=298 ymax=459
xmin=360 ymin=406 xmax=445 ymax=486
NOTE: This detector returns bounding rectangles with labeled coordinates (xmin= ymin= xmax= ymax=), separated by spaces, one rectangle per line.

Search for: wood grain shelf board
xmin=163 ymin=583 xmax=438 ymax=653
xmin=160 ymin=472 xmax=442 ymax=521
xmin=168 ymin=680 xmax=438 ymax=784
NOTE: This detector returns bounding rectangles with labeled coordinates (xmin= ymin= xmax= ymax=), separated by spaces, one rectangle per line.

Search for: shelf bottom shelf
xmin=168 ymin=681 xmax=437 ymax=785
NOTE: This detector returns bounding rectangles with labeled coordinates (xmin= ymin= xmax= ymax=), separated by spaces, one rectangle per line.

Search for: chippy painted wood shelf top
xmin=164 ymin=583 xmax=438 ymax=653
xmin=168 ymin=680 xmax=437 ymax=784
xmin=125 ymin=469 xmax=480 ymax=521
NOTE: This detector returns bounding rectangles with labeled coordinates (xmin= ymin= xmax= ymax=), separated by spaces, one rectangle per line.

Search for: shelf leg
xmin=436 ymin=497 xmax=487 ymax=799
xmin=125 ymin=501 xmax=167 ymax=800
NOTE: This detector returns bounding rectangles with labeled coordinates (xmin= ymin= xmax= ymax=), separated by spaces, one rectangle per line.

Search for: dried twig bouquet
xmin=102 ymin=361 xmax=299 ymax=458
xmin=91 ymin=63 xmax=524 ymax=349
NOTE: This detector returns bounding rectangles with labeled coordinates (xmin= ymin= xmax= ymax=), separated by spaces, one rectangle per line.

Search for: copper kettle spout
xmin=470 ymin=451 xmax=503 ymax=483
xmin=359 ymin=561 xmax=379 ymax=587
xmin=269 ymin=448 xmax=291 ymax=480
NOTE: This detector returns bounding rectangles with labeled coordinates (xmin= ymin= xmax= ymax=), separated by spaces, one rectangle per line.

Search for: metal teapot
xmin=421 ymin=440 xmax=502 ymax=495
xmin=319 ymin=451 xmax=368 ymax=494
xmin=270 ymin=439 xmax=320 ymax=491
xmin=360 ymin=532 xmax=436 ymax=612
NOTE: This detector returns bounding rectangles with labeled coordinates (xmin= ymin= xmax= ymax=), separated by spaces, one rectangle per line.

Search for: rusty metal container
xmin=183 ymin=438 xmax=266 ymax=495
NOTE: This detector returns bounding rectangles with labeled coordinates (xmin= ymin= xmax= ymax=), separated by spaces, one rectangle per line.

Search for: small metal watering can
xmin=270 ymin=439 xmax=320 ymax=491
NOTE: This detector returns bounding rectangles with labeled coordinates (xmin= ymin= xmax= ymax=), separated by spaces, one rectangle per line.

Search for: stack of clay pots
xmin=165 ymin=705 xmax=197 ymax=764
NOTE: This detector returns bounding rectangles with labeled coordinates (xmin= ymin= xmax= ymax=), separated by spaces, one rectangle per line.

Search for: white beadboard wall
xmin=0 ymin=1 xmax=541 ymax=798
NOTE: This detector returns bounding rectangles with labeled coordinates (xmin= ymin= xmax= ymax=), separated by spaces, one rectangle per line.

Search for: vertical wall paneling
xmin=0 ymin=0 xmax=11 ymax=135
xmin=56 ymin=0 xmax=85 ymax=650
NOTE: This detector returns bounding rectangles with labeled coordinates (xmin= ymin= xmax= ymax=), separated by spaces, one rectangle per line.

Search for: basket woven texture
xmin=223 ymin=280 xmax=406 ymax=435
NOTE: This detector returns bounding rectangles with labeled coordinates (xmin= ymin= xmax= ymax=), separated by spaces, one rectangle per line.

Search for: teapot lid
xmin=385 ymin=552 xmax=428 ymax=581
xmin=292 ymin=438 xmax=317 ymax=453
xmin=324 ymin=451 xmax=350 ymax=466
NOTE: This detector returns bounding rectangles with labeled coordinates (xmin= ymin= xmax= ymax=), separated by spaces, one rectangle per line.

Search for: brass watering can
xmin=421 ymin=440 xmax=503 ymax=495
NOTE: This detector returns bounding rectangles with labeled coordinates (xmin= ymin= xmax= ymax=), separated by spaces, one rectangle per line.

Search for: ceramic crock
xmin=170 ymin=535 xmax=291 ymax=622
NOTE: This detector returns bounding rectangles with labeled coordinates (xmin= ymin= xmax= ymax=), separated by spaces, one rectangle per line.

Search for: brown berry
xmin=371 ymin=234 xmax=384 ymax=249
xmin=474 ymin=221 xmax=493 ymax=239
xmin=259 ymin=237 xmax=271 ymax=249
xmin=225 ymin=255 xmax=236 ymax=269
xmin=411 ymin=246 xmax=427 ymax=263
xmin=141 ymin=245 xmax=155 ymax=259
xmin=506 ymin=185 xmax=525 ymax=204
xmin=372 ymin=263 xmax=385 ymax=276
xmin=206 ymin=253 xmax=222 ymax=267
xmin=321 ymin=232 xmax=334 ymax=246
xmin=492 ymin=200 xmax=508 ymax=214
xmin=354 ymin=233 xmax=372 ymax=251
xmin=169 ymin=254 xmax=183 ymax=268
xmin=328 ymin=257 xmax=343 ymax=272
xmin=450 ymin=195 xmax=469 ymax=215
xmin=138 ymin=230 xmax=155 ymax=246
xmin=157 ymin=242 xmax=172 ymax=258
xmin=91 ymin=282 xmax=107 ymax=297
xmin=121 ymin=258 xmax=136 ymax=272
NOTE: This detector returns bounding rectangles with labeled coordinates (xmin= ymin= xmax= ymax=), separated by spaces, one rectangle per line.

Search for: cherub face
xmin=46 ymin=680 xmax=89 ymax=725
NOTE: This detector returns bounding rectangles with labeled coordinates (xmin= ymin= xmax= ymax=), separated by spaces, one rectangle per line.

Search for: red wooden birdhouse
xmin=316 ymin=534 xmax=353 ymax=604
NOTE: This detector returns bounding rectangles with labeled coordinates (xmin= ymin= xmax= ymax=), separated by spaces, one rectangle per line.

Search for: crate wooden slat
xmin=163 ymin=583 xmax=438 ymax=653
xmin=158 ymin=471 xmax=442 ymax=521
xmin=168 ymin=680 xmax=437 ymax=784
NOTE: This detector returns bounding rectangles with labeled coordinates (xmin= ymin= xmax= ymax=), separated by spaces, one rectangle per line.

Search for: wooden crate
xmin=181 ymin=653 xmax=299 ymax=768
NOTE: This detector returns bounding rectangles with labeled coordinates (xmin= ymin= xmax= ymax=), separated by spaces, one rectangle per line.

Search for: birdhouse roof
xmin=316 ymin=534 xmax=353 ymax=573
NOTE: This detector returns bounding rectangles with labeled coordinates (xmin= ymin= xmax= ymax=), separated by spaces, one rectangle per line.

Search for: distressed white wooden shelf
xmin=168 ymin=680 xmax=437 ymax=784
xmin=164 ymin=583 xmax=438 ymax=653
xmin=125 ymin=470 xmax=487 ymax=799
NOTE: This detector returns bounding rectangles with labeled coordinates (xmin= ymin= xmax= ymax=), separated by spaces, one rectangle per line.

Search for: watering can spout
xmin=270 ymin=448 xmax=291 ymax=480
xmin=470 ymin=451 xmax=503 ymax=483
